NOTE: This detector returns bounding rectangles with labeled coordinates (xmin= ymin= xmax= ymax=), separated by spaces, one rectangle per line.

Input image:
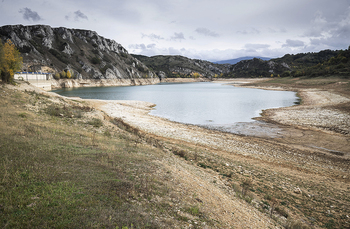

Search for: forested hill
xmin=274 ymin=48 xmax=349 ymax=78
xmin=132 ymin=54 xmax=230 ymax=79
xmin=222 ymin=48 xmax=349 ymax=78
xmin=133 ymin=48 xmax=349 ymax=79
xmin=0 ymin=25 xmax=156 ymax=80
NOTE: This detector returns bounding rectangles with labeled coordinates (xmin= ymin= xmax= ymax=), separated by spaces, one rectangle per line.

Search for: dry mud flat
xmin=89 ymin=79 xmax=350 ymax=228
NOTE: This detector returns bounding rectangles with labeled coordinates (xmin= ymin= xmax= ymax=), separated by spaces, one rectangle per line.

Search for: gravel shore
xmin=95 ymin=80 xmax=350 ymax=161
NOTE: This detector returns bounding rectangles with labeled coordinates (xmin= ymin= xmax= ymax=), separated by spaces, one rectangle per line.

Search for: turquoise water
xmin=53 ymin=82 xmax=297 ymax=126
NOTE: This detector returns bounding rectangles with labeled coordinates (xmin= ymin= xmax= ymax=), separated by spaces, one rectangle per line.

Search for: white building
xmin=14 ymin=72 xmax=53 ymax=81
xmin=14 ymin=72 xmax=53 ymax=90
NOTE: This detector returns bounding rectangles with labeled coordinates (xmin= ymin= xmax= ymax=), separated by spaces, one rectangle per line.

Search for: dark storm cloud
xmin=282 ymin=39 xmax=305 ymax=48
xmin=195 ymin=28 xmax=219 ymax=37
xmin=19 ymin=7 xmax=42 ymax=22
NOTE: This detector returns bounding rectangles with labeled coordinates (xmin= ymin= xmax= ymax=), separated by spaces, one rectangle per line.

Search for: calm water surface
xmin=53 ymin=82 xmax=297 ymax=126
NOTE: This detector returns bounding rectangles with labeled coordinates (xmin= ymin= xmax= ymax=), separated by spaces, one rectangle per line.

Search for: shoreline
xmin=85 ymin=79 xmax=349 ymax=162
xmin=30 ymin=77 xmax=349 ymax=160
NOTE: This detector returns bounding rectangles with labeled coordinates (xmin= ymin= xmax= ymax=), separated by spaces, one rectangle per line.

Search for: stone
xmin=294 ymin=187 xmax=302 ymax=194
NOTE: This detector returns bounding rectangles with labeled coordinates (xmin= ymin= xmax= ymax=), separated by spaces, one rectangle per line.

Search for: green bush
xmin=87 ymin=118 xmax=103 ymax=128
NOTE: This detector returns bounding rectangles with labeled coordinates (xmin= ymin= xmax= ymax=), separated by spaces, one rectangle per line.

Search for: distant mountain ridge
xmin=214 ymin=56 xmax=271 ymax=65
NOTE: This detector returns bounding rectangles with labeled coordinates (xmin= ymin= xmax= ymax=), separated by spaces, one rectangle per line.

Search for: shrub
xmin=172 ymin=149 xmax=186 ymax=158
xmin=53 ymin=72 xmax=60 ymax=80
xmin=87 ymin=118 xmax=103 ymax=128
xmin=91 ymin=56 xmax=101 ymax=65
xmin=45 ymin=104 xmax=83 ymax=118
xmin=241 ymin=178 xmax=253 ymax=196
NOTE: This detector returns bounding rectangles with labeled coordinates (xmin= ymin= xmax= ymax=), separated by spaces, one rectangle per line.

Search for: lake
xmin=53 ymin=82 xmax=298 ymax=128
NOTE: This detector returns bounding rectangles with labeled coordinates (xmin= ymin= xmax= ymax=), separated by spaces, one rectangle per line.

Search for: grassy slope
xmin=0 ymin=83 xmax=216 ymax=228
xmin=1 ymin=78 xmax=350 ymax=228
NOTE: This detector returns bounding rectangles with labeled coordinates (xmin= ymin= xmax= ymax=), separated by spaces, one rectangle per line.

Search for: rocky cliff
xmin=0 ymin=25 xmax=158 ymax=83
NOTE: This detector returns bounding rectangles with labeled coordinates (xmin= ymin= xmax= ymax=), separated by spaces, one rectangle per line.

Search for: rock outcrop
xmin=0 ymin=24 xmax=158 ymax=83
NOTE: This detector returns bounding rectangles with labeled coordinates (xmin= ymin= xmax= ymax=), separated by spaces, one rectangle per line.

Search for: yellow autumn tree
xmin=66 ymin=70 xmax=72 ymax=79
xmin=0 ymin=40 xmax=23 ymax=83
xmin=192 ymin=72 xmax=200 ymax=78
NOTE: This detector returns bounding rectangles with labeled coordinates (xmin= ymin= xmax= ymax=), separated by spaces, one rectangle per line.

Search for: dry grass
xmin=0 ymin=84 xmax=216 ymax=228
xmin=1 ymin=79 xmax=349 ymax=228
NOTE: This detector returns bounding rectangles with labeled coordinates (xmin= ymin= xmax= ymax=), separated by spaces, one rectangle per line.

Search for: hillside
xmin=214 ymin=56 xmax=271 ymax=65
xmin=0 ymin=25 xmax=157 ymax=81
xmin=222 ymin=49 xmax=348 ymax=78
xmin=132 ymin=54 xmax=230 ymax=79
xmin=223 ymin=58 xmax=290 ymax=78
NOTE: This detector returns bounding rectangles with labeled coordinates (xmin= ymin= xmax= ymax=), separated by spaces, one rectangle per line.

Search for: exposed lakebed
xmin=54 ymin=82 xmax=298 ymax=136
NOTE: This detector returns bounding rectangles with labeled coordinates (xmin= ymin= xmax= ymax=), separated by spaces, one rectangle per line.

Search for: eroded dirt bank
xmin=90 ymin=78 xmax=350 ymax=228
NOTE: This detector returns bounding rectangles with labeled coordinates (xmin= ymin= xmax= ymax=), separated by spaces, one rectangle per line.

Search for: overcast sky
xmin=1 ymin=0 xmax=350 ymax=61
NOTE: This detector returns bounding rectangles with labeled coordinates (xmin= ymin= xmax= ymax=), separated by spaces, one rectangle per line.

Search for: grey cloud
xmin=244 ymin=44 xmax=270 ymax=50
xmin=168 ymin=47 xmax=182 ymax=55
xmin=268 ymin=27 xmax=287 ymax=33
xmin=65 ymin=10 xmax=88 ymax=21
xmin=195 ymin=28 xmax=219 ymax=37
xmin=142 ymin=33 xmax=164 ymax=41
xmin=147 ymin=44 xmax=156 ymax=48
xmin=307 ymin=8 xmax=350 ymax=49
xmin=19 ymin=7 xmax=42 ymax=22
xmin=170 ymin=32 xmax=185 ymax=41
xmin=74 ymin=10 xmax=88 ymax=21
xmin=129 ymin=44 xmax=147 ymax=50
xmin=282 ymin=39 xmax=305 ymax=48
xmin=303 ymin=11 xmax=329 ymax=37
xmin=236 ymin=28 xmax=260 ymax=35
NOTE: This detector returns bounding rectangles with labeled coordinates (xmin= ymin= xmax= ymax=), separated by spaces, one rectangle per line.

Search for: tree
xmin=0 ymin=40 xmax=23 ymax=83
xmin=53 ymin=72 xmax=60 ymax=79
xmin=66 ymin=70 xmax=72 ymax=79
xmin=60 ymin=70 xmax=67 ymax=78
xmin=192 ymin=72 xmax=201 ymax=78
